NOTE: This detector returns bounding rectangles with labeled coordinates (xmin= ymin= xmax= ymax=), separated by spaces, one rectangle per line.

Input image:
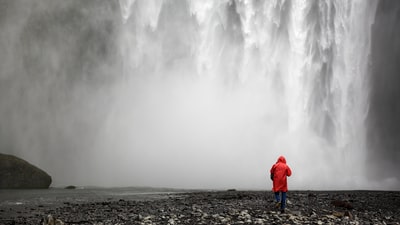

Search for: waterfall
xmin=111 ymin=0 xmax=379 ymax=188
xmin=3 ymin=0 xmax=398 ymax=189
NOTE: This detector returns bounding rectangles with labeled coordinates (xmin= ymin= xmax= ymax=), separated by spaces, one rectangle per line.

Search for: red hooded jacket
xmin=270 ymin=156 xmax=292 ymax=192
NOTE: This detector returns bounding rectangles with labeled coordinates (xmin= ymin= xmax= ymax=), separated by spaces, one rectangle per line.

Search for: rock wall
xmin=368 ymin=0 xmax=400 ymax=181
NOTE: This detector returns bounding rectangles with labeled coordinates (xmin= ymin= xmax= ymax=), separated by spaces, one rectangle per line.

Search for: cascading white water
xmin=99 ymin=0 xmax=378 ymax=189
xmin=3 ymin=0 xmax=400 ymax=190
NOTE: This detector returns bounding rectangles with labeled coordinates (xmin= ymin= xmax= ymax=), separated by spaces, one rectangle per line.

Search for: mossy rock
xmin=0 ymin=153 xmax=52 ymax=189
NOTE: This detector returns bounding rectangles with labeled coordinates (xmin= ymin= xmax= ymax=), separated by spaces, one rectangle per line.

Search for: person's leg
xmin=274 ymin=192 xmax=280 ymax=202
xmin=280 ymin=192 xmax=287 ymax=212
xmin=274 ymin=192 xmax=281 ymax=208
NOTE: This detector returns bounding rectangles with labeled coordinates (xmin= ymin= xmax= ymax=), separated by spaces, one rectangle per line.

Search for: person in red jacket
xmin=270 ymin=155 xmax=292 ymax=213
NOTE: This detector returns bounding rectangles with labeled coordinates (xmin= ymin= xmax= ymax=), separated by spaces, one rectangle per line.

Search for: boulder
xmin=0 ymin=153 xmax=52 ymax=189
xmin=65 ymin=185 xmax=76 ymax=189
xmin=330 ymin=200 xmax=354 ymax=210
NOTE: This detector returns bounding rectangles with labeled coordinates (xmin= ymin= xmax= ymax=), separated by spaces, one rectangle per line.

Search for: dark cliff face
xmin=0 ymin=153 xmax=52 ymax=189
xmin=368 ymin=0 xmax=400 ymax=181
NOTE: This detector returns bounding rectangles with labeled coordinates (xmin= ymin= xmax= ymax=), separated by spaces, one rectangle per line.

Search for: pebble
xmin=1 ymin=191 xmax=399 ymax=225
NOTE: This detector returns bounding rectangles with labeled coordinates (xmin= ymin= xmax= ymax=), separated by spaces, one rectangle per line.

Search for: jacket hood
xmin=277 ymin=156 xmax=286 ymax=164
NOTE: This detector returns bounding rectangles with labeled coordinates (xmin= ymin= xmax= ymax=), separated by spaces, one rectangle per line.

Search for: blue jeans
xmin=274 ymin=192 xmax=287 ymax=209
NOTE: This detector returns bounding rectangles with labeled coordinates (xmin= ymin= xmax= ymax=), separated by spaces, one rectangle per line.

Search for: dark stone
xmin=0 ymin=153 xmax=52 ymax=189
xmin=344 ymin=211 xmax=353 ymax=220
xmin=65 ymin=185 xmax=76 ymax=189
xmin=331 ymin=200 xmax=354 ymax=210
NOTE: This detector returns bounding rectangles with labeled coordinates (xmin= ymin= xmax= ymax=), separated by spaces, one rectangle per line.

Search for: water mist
xmin=0 ymin=0 xmax=398 ymax=190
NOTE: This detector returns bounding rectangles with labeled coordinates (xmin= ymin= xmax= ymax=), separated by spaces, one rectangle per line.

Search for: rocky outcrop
xmin=0 ymin=153 xmax=52 ymax=189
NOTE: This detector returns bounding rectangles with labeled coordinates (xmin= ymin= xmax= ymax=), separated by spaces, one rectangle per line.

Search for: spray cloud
xmin=0 ymin=0 xmax=398 ymax=190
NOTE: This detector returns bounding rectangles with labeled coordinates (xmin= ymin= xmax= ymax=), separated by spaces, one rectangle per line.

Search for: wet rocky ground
xmin=1 ymin=190 xmax=399 ymax=224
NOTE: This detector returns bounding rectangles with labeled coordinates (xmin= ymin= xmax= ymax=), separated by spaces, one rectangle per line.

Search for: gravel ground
xmin=1 ymin=190 xmax=399 ymax=224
